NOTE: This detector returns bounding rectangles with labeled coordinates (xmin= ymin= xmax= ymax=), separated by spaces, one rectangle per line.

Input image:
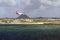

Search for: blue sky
xmin=0 ymin=0 xmax=60 ymax=18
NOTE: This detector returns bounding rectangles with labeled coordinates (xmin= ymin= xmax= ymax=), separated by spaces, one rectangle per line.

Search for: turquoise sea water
xmin=0 ymin=24 xmax=60 ymax=40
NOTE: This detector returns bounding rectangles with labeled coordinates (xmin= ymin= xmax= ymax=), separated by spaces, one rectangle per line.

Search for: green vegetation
xmin=0 ymin=18 xmax=60 ymax=24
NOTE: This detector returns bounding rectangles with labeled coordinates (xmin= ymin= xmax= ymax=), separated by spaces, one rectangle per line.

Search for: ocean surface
xmin=0 ymin=24 xmax=60 ymax=40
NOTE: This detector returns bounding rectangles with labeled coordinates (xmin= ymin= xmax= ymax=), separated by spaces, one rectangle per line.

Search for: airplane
xmin=16 ymin=11 xmax=24 ymax=15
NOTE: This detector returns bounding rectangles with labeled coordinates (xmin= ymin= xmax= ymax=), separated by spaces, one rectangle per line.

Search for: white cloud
xmin=18 ymin=0 xmax=31 ymax=9
xmin=40 ymin=0 xmax=60 ymax=7
xmin=0 ymin=0 xmax=31 ymax=7
xmin=0 ymin=0 xmax=16 ymax=6
xmin=39 ymin=0 xmax=60 ymax=10
xmin=20 ymin=0 xmax=31 ymax=6
xmin=40 ymin=5 xmax=48 ymax=10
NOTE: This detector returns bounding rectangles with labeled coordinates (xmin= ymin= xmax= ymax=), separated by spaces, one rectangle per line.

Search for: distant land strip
xmin=0 ymin=18 xmax=60 ymax=24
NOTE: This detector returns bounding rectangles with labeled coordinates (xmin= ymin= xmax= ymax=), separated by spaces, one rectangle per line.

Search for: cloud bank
xmin=0 ymin=0 xmax=60 ymax=18
xmin=40 ymin=0 xmax=60 ymax=7
xmin=40 ymin=0 xmax=60 ymax=9
xmin=0 ymin=0 xmax=16 ymax=7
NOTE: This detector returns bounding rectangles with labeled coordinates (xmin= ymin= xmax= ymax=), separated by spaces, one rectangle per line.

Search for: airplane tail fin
xmin=16 ymin=11 xmax=23 ymax=15
xmin=16 ymin=11 xmax=19 ymax=15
